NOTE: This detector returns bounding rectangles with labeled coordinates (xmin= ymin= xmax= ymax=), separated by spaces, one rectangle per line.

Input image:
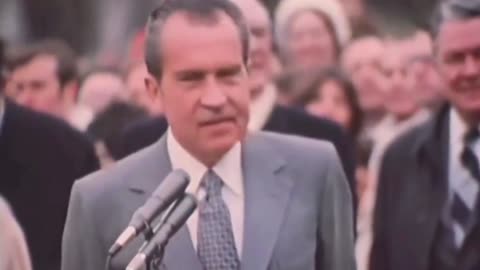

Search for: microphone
xmin=108 ymin=169 xmax=190 ymax=256
xmin=126 ymin=193 xmax=197 ymax=270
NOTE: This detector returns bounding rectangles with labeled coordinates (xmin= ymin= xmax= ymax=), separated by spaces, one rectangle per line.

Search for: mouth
xmin=199 ymin=117 xmax=235 ymax=127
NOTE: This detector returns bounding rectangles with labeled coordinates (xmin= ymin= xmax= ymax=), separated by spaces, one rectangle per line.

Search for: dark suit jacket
xmin=118 ymin=105 xmax=357 ymax=207
xmin=0 ymin=101 xmax=100 ymax=270
xmin=370 ymin=105 xmax=480 ymax=270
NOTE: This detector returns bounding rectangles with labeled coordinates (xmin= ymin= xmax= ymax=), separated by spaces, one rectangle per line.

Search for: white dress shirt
xmin=166 ymin=129 xmax=245 ymax=257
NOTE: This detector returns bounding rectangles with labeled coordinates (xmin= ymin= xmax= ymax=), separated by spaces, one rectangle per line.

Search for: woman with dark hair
xmin=299 ymin=67 xmax=363 ymax=138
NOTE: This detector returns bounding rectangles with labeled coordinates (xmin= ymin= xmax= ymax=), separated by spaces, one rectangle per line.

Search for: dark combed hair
xmin=144 ymin=0 xmax=250 ymax=78
xmin=87 ymin=102 xmax=147 ymax=160
xmin=431 ymin=0 xmax=480 ymax=37
xmin=6 ymin=39 xmax=78 ymax=88
xmin=298 ymin=67 xmax=364 ymax=138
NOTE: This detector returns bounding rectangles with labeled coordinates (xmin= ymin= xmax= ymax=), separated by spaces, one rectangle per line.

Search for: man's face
xmin=147 ymin=11 xmax=250 ymax=166
xmin=436 ymin=18 xmax=480 ymax=118
xmin=342 ymin=37 xmax=387 ymax=112
xmin=80 ymin=72 xmax=126 ymax=114
xmin=232 ymin=0 xmax=273 ymax=95
xmin=381 ymin=41 xmax=419 ymax=119
xmin=8 ymin=55 xmax=65 ymax=117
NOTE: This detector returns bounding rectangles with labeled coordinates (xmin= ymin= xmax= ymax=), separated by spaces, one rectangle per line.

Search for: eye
xmin=176 ymin=71 xmax=204 ymax=82
xmin=444 ymin=52 xmax=465 ymax=65
xmin=217 ymin=66 xmax=243 ymax=80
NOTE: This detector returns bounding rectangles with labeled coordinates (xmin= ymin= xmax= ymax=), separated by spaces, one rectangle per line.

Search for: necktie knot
xmin=201 ymin=170 xmax=223 ymax=198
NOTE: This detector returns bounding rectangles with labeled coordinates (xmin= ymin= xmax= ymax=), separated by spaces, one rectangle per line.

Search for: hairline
xmin=145 ymin=5 xmax=249 ymax=79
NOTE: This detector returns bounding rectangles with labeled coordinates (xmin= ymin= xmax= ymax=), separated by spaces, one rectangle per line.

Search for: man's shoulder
xmin=6 ymin=101 xmax=93 ymax=149
xmin=3 ymin=103 xmax=94 ymax=158
xmin=387 ymin=119 xmax=432 ymax=154
xmin=124 ymin=116 xmax=168 ymax=137
xmin=381 ymin=118 xmax=435 ymax=170
xmin=271 ymin=105 xmax=345 ymax=139
xmin=74 ymin=143 xmax=159 ymax=193
xmin=249 ymin=131 xmax=338 ymax=166
xmin=274 ymin=105 xmax=342 ymax=129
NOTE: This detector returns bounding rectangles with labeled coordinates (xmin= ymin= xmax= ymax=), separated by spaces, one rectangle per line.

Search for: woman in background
xmin=299 ymin=67 xmax=369 ymax=199
xmin=0 ymin=197 xmax=31 ymax=270
xmin=299 ymin=67 xmax=363 ymax=139
xmin=274 ymin=0 xmax=351 ymax=71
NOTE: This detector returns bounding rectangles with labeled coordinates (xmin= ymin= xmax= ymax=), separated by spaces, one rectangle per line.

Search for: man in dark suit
xmin=118 ymin=0 xmax=357 ymax=207
xmin=370 ymin=1 xmax=480 ymax=270
xmin=0 ymin=40 xmax=100 ymax=270
xmin=61 ymin=1 xmax=355 ymax=269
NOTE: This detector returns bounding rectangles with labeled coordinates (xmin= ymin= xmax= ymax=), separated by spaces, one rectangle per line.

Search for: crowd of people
xmin=1 ymin=0 xmax=480 ymax=269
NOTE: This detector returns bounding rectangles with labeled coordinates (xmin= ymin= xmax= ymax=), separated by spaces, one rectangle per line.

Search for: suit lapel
xmin=125 ymin=135 xmax=202 ymax=270
xmin=241 ymin=134 xmax=292 ymax=270
xmin=162 ymin=226 xmax=203 ymax=269
xmin=412 ymin=106 xmax=450 ymax=269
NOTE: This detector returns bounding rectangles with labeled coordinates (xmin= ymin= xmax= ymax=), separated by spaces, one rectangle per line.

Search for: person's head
xmin=5 ymin=40 xmax=78 ymax=118
xmin=403 ymin=30 xmax=444 ymax=108
xmin=342 ymin=36 xmax=387 ymax=113
xmin=381 ymin=38 xmax=421 ymax=120
xmin=125 ymin=62 xmax=164 ymax=116
xmin=275 ymin=0 xmax=351 ymax=70
xmin=432 ymin=0 xmax=480 ymax=125
xmin=87 ymin=101 xmax=147 ymax=168
xmin=338 ymin=0 xmax=366 ymax=23
xmin=144 ymin=0 xmax=250 ymax=167
xmin=78 ymin=67 xmax=127 ymax=115
xmin=230 ymin=0 xmax=274 ymax=97
xmin=299 ymin=67 xmax=363 ymax=137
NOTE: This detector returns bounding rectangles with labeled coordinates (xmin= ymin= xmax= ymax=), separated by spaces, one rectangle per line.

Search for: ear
xmin=145 ymin=74 xmax=161 ymax=100
xmin=61 ymin=80 xmax=79 ymax=108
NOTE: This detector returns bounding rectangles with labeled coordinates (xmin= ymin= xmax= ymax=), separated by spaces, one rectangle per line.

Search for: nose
xmin=462 ymin=55 xmax=479 ymax=77
xmin=200 ymin=78 xmax=227 ymax=109
xmin=16 ymin=90 xmax=35 ymax=107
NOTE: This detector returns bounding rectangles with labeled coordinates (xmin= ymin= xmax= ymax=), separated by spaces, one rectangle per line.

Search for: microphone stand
xmin=139 ymin=200 xmax=179 ymax=270
xmin=105 ymin=221 xmax=156 ymax=270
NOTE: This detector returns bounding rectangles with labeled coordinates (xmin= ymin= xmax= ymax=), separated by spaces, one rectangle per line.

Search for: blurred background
xmin=0 ymin=0 xmax=439 ymax=59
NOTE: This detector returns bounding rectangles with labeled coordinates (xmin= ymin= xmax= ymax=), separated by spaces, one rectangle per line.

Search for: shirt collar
xmin=449 ymin=108 xmax=475 ymax=146
xmin=166 ymin=128 xmax=243 ymax=197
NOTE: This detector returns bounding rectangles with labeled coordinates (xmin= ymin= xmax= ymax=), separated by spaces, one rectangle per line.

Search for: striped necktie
xmin=450 ymin=128 xmax=480 ymax=247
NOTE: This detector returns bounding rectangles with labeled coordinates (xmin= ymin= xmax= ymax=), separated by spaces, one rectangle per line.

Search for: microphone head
xmin=133 ymin=169 xmax=190 ymax=228
xmin=110 ymin=169 xmax=190 ymax=257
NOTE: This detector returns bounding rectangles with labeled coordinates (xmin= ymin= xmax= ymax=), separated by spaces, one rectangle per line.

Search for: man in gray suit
xmin=61 ymin=0 xmax=355 ymax=269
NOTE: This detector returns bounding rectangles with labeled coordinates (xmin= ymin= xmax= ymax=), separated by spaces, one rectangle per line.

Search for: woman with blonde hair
xmin=0 ymin=197 xmax=31 ymax=270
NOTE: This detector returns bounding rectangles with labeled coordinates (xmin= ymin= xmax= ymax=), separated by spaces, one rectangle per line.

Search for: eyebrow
xmin=174 ymin=69 xmax=206 ymax=81
xmin=216 ymin=64 xmax=243 ymax=77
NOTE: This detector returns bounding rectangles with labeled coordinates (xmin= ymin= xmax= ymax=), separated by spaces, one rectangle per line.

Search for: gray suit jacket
xmin=61 ymin=132 xmax=355 ymax=270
